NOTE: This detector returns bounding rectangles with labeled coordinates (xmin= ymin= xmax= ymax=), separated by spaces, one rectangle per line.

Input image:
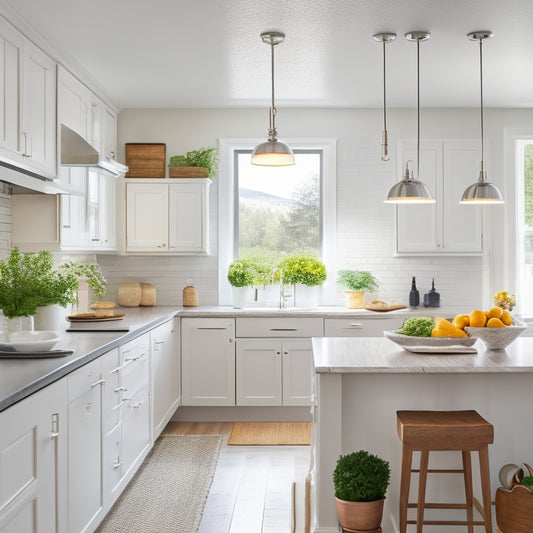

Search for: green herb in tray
xmin=396 ymin=317 xmax=434 ymax=337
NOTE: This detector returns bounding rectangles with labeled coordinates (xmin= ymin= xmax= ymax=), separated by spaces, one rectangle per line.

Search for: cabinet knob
xmin=229 ymin=338 xmax=233 ymax=343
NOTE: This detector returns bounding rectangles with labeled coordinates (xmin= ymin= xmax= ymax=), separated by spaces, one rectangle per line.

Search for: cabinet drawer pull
xmin=131 ymin=400 xmax=145 ymax=409
xmin=197 ymin=327 xmax=228 ymax=330
xmin=113 ymin=459 xmax=122 ymax=469
xmin=50 ymin=413 xmax=59 ymax=439
xmin=114 ymin=386 xmax=127 ymax=392
xmin=270 ymin=328 xmax=298 ymax=331
xmin=154 ymin=340 xmax=165 ymax=345
xmin=112 ymin=399 xmax=129 ymax=411
xmin=91 ymin=378 xmax=105 ymax=388
xmin=347 ymin=323 xmax=363 ymax=329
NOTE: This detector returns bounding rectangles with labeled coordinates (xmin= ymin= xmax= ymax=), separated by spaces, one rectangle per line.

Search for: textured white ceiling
xmin=5 ymin=0 xmax=533 ymax=109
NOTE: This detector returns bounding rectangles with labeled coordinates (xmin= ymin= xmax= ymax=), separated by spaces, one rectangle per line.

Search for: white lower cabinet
xmin=324 ymin=316 xmax=404 ymax=337
xmin=0 ymin=378 xmax=67 ymax=533
xmin=236 ymin=338 xmax=313 ymax=406
xmin=151 ymin=318 xmax=180 ymax=439
xmin=181 ymin=318 xmax=235 ymax=406
xmin=67 ymin=357 xmax=104 ymax=533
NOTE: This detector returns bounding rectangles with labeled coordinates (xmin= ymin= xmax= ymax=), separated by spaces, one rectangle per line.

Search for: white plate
xmin=384 ymin=330 xmax=477 ymax=354
xmin=7 ymin=331 xmax=60 ymax=352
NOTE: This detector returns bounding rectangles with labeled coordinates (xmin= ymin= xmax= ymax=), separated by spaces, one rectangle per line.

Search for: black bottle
xmin=409 ymin=276 xmax=420 ymax=307
xmin=424 ymin=278 xmax=440 ymax=307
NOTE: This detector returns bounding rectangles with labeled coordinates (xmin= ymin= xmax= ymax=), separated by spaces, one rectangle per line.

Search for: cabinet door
xmin=60 ymin=170 xmax=89 ymax=248
xmin=169 ymin=182 xmax=207 ymax=252
xmin=0 ymin=18 xmax=23 ymax=156
xmin=181 ymin=318 xmax=235 ymax=406
xmin=282 ymin=339 xmax=313 ymax=406
xmin=0 ymin=379 xmax=67 ymax=533
xmin=396 ymin=140 xmax=440 ymax=252
xmin=126 ymin=183 xmax=169 ymax=251
xmin=236 ymin=339 xmax=282 ymax=405
xmin=88 ymin=171 xmax=116 ymax=250
xmin=57 ymin=66 xmax=90 ymax=141
xmin=102 ymin=105 xmax=117 ymax=159
xmin=151 ymin=318 xmax=180 ymax=439
xmin=21 ymin=40 xmax=56 ymax=174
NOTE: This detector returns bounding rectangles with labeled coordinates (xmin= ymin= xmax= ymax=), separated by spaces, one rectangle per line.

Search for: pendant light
xmin=385 ymin=31 xmax=435 ymax=204
xmin=251 ymin=31 xmax=295 ymax=166
xmin=460 ymin=31 xmax=504 ymax=204
xmin=373 ymin=32 xmax=396 ymax=161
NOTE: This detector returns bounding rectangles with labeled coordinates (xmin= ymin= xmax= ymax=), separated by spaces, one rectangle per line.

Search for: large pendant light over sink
xmin=251 ymin=31 xmax=295 ymax=166
xmin=460 ymin=31 xmax=504 ymax=204
xmin=384 ymin=31 xmax=435 ymax=204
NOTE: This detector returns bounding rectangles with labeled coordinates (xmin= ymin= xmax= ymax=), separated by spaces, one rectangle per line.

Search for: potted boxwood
xmin=168 ymin=147 xmax=219 ymax=179
xmin=227 ymin=259 xmax=271 ymax=308
xmin=333 ymin=450 xmax=391 ymax=532
xmin=337 ymin=270 xmax=378 ymax=309
xmin=277 ymin=255 xmax=327 ymax=308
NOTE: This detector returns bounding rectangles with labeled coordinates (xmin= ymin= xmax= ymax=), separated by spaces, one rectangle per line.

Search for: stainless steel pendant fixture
xmin=373 ymin=32 xmax=396 ymax=161
xmin=385 ymin=31 xmax=435 ymax=204
xmin=460 ymin=31 xmax=504 ymax=204
xmin=251 ymin=31 xmax=295 ymax=166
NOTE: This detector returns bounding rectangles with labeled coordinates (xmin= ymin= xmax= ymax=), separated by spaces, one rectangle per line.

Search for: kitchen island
xmin=311 ymin=336 xmax=533 ymax=533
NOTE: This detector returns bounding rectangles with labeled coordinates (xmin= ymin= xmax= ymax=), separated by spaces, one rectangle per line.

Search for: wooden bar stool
xmin=396 ymin=410 xmax=494 ymax=533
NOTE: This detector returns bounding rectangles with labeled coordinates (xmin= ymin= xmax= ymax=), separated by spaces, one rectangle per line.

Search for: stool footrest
xmin=412 ymin=468 xmax=464 ymax=474
xmin=407 ymin=502 xmax=468 ymax=509
xmin=407 ymin=520 xmax=487 ymax=526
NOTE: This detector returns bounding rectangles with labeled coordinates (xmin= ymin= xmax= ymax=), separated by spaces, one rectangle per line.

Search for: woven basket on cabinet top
xmin=169 ymin=166 xmax=208 ymax=178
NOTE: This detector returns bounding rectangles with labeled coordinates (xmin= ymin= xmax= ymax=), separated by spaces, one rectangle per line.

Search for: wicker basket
xmin=169 ymin=166 xmax=208 ymax=178
xmin=125 ymin=143 xmax=166 ymax=178
xmin=183 ymin=286 xmax=199 ymax=307
xmin=465 ymin=318 xmax=527 ymax=350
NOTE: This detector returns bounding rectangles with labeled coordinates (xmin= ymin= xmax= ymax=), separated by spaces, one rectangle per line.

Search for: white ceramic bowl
xmin=465 ymin=318 xmax=527 ymax=350
xmin=7 ymin=330 xmax=60 ymax=352
xmin=384 ymin=330 xmax=477 ymax=353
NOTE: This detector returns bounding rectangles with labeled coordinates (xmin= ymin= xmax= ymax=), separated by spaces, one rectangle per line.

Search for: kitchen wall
xmin=103 ymin=107 xmax=533 ymax=308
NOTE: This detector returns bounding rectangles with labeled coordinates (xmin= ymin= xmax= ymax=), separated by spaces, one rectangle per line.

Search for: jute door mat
xmin=227 ymin=422 xmax=311 ymax=445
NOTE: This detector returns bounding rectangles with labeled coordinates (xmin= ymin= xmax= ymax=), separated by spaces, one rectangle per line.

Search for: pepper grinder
xmin=423 ymin=278 xmax=440 ymax=307
xmin=409 ymin=276 xmax=420 ymax=307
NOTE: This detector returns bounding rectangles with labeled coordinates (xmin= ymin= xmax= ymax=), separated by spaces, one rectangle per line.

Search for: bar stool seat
xmin=397 ymin=410 xmax=494 ymax=533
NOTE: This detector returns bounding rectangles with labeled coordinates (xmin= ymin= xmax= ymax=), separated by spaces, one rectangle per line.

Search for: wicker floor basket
xmin=169 ymin=166 xmax=208 ymax=178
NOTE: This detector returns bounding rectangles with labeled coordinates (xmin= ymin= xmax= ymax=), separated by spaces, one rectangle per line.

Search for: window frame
xmin=218 ymin=138 xmax=337 ymax=306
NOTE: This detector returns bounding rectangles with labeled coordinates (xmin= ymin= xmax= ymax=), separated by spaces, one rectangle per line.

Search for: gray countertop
xmin=312 ymin=335 xmax=533 ymax=374
xmin=0 ymin=306 xmax=178 ymax=412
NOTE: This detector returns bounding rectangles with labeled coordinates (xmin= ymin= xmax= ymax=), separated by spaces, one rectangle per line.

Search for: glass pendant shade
xmin=252 ymin=31 xmax=294 ymax=167
xmin=461 ymin=31 xmax=504 ymax=204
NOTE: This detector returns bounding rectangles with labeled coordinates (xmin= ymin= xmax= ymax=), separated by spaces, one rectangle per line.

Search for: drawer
xmin=67 ymin=356 xmax=103 ymax=403
xmin=236 ymin=317 xmax=323 ymax=338
xmin=121 ymin=348 xmax=149 ymax=397
xmin=324 ymin=316 xmax=403 ymax=337
xmin=120 ymin=333 xmax=150 ymax=365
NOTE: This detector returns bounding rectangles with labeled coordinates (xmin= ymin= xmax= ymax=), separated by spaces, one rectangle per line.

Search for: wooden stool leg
xmin=478 ymin=445 xmax=493 ymax=533
xmin=417 ymin=450 xmax=429 ymax=533
xmin=399 ymin=446 xmax=413 ymax=533
xmin=462 ymin=450 xmax=474 ymax=533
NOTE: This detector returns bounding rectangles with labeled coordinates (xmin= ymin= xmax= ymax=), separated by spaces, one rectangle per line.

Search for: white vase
xmin=0 ymin=313 xmax=34 ymax=342
xmin=294 ymin=284 xmax=320 ymax=308
xmin=232 ymin=286 xmax=250 ymax=309
xmin=34 ymin=304 xmax=71 ymax=331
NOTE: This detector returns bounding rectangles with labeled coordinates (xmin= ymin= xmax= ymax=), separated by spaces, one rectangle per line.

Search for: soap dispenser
xmin=423 ymin=278 xmax=440 ymax=307
xmin=409 ymin=276 xmax=420 ymax=307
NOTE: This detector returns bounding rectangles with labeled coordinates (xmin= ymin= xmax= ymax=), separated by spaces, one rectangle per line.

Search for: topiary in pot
xmin=333 ymin=450 xmax=390 ymax=532
xmin=168 ymin=147 xmax=219 ymax=179
xmin=277 ymin=255 xmax=327 ymax=287
xmin=337 ymin=270 xmax=378 ymax=309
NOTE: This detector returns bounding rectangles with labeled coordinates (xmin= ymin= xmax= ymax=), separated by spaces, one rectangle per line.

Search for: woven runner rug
xmin=227 ymin=422 xmax=311 ymax=445
xmin=96 ymin=435 xmax=222 ymax=533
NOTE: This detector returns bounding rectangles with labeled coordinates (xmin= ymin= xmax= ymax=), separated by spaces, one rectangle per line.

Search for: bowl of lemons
xmin=462 ymin=307 xmax=526 ymax=350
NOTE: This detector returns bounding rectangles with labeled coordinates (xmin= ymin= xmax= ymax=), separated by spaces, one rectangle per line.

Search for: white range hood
xmin=60 ymin=124 xmax=128 ymax=177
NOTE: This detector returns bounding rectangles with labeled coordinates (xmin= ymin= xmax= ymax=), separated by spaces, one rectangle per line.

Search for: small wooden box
xmin=125 ymin=143 xmax=166 ymax=178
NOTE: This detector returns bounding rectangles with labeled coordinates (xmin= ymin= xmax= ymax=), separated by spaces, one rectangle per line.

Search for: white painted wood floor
xmin=198 ymin=438 xmax=310 ymax=533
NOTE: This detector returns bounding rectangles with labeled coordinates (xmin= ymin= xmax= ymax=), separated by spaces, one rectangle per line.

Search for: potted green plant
xmin=333 ymin=450 xmax=391 ymax=532
xmin=168 ymin=147 xmax=219 ymax=179
xmin=277 ymin=255 xmax=327 ymax=308
xmin=337 ymin=270 xmax=378 ymax=309
xmin=227 ymin=259 xmax=271 ymax=308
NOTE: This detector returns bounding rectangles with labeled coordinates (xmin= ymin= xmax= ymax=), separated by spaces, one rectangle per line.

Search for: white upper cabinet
xmin=126 ymin=179 xmax=210 ymax=254
xmin=57 ymin=66 xmax=91 ymax=142
xmin=396 ymin=139 xmax=483 ymax=254
xmin=0 ymin=17 xmax=57 ymax=176
xmin=102 ymin=105 xmax=117 ymax=159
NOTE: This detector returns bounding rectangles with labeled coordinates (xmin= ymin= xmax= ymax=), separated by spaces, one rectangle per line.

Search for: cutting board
xmin=364 ymin=302 xmax=407 ymax=312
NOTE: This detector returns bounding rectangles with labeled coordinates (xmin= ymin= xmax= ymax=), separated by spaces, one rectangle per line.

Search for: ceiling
xmin=6 ymin=0 xmax=533 ymax=109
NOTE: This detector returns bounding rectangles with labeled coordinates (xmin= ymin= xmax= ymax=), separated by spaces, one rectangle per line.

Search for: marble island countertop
xmin=312 ymin=335 xmax=533 ymax=374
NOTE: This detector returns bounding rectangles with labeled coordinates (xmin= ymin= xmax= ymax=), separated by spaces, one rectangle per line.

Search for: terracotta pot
xmin=345 ymin=290 xmax=365 ymax=309
xmin=335 ymin=497 xmax=385 ymax=531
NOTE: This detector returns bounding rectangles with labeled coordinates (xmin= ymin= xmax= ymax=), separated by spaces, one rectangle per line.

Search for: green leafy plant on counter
xmin=521 ymin=476 xmax=533 ymax=492
xmin=168 ymin=147 xmax=219 ymax=179
xmin=396 ymin=317 xmax=435 ymax=337
xmin=58 ymin=260 xmax=107 ymax=300
xmin=277 ymin=255 xmax=327 ymax=287
xmin=227 ymin=259 xmax=272 ymax=287
xmin=0 ymin=248 xmax=79 ymax=318
xmin=333 ymin=450 xmax=391 ymax=502
xmin=337 ymin=270 xmax=378 ymax=292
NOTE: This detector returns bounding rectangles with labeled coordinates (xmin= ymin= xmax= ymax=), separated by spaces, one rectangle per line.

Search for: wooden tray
xmin=67 ymin=313 xmax=125 ymax=322
xmin=125 ymin=143 xmax=166 ymax=178
xmin=364 ymin=301 xmax=407 ymax=312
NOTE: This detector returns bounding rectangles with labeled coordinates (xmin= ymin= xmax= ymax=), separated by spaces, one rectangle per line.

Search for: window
xmin=218 ymin=139 xmax=336 ymax=306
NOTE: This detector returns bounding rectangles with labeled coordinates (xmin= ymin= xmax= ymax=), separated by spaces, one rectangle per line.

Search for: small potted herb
xmin=333 ymin=450 xmax=391 ymax=532
xmin=168 ymin=147 xmax=219 ymax=179
xmin=227 ymin=259 xmax=271 ymax=308
xmin=277 ymin=255 xmax=327 ymax=308
xmin=337 ymin=270 xmax=378 ymax=309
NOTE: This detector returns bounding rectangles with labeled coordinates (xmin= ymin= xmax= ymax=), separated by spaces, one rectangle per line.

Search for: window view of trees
xmin=236 ymin=151 xmax=321 ymax=267
xmin=524 ymin=144 xmax=533 ymax=262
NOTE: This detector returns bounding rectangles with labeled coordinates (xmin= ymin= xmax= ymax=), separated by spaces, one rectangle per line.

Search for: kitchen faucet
xmin=273 ymin=268 xmax=286 ymax=309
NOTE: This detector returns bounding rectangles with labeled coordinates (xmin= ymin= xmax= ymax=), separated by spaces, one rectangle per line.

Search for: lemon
xmin=486 ymin=317 xmax=505 ymax=328
xmin=431 ymin=317 xmax=468 ymax=338
xmin=486 ymin=307 xmax=504 ymax=320
xmin=501 ymin=310 xmax=513 ymax=326
xmin=469 ymin=310 xmax=487 ymax=328
xmin=452 ymin=314 xmax=470 ymax=330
